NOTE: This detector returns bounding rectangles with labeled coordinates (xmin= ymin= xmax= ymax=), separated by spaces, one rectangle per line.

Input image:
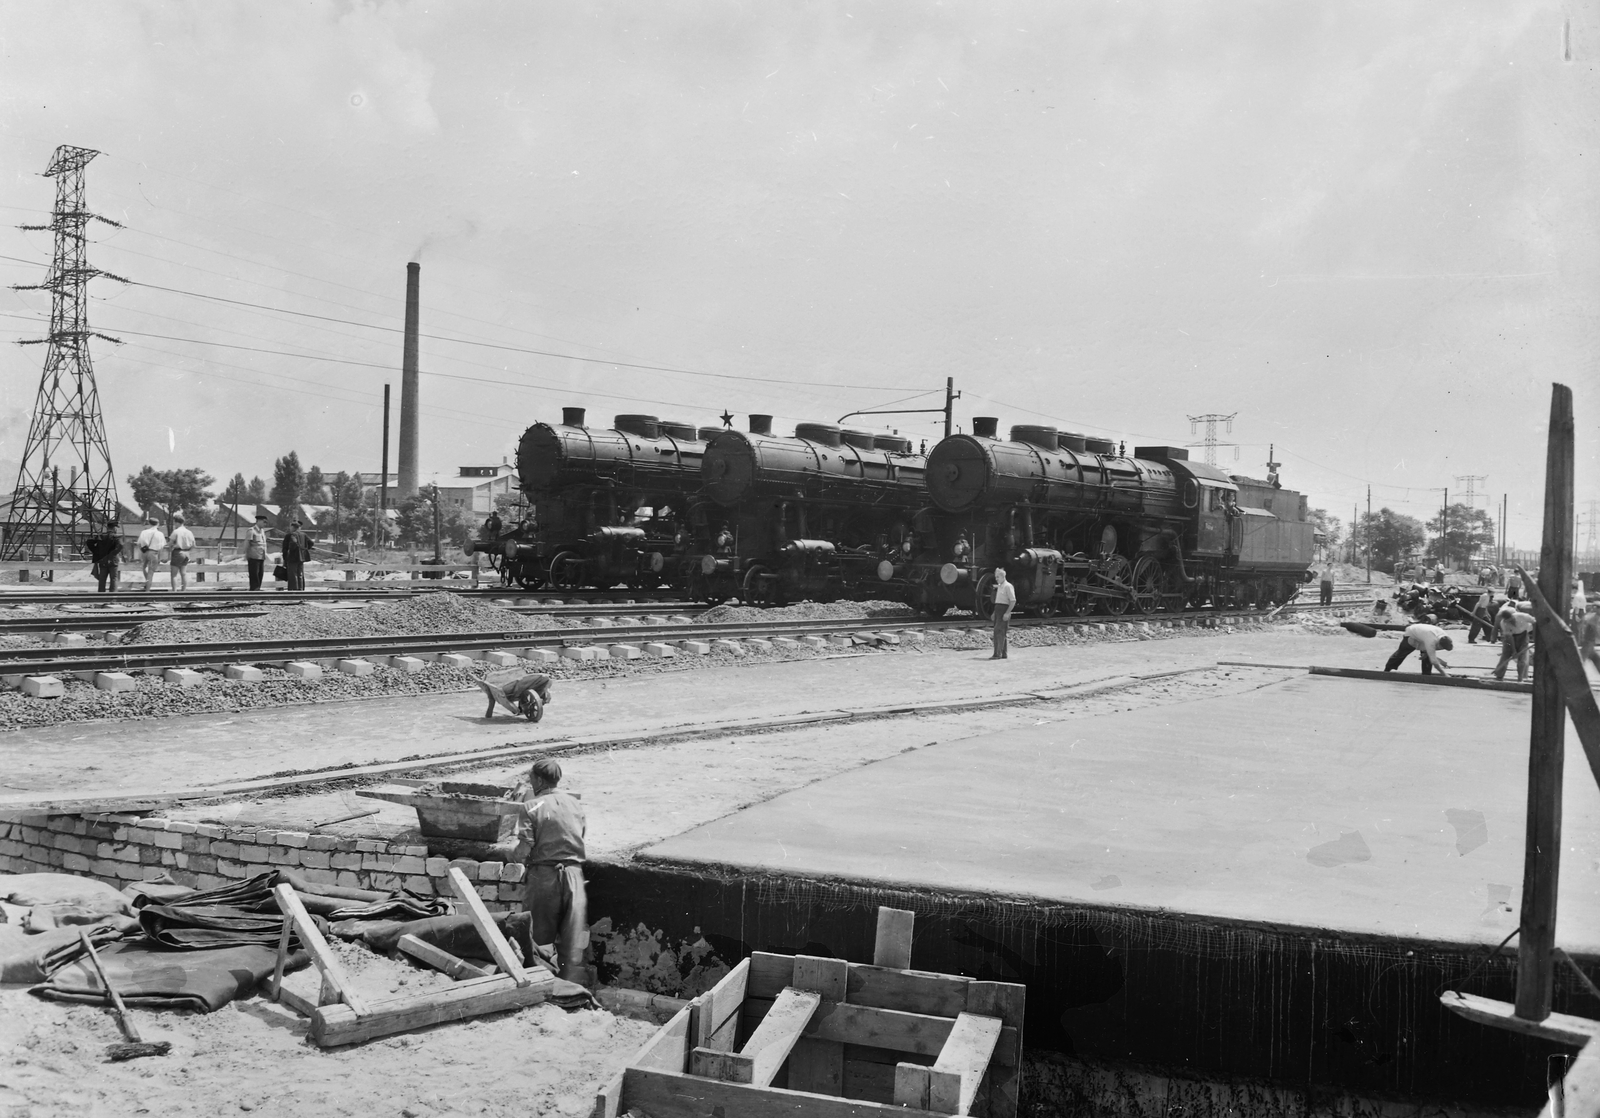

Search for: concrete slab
xmin=641 ymin=674 xmax=1600 ymax=951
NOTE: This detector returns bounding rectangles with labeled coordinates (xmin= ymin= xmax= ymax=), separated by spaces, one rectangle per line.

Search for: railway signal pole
xmin=3 ymin=145 xmax=127 ymax=564
xmin=1185 ymin=413 xmax=1238 ymax=467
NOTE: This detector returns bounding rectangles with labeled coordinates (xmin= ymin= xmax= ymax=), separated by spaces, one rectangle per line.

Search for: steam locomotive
xmin=478 ymin=406 xmax=1316 ymax=615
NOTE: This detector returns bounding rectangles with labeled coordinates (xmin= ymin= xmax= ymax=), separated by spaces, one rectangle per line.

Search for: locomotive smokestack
xmin=397 ymin=262 xmax=421 ymax=498
xmin=748 ymin=414 xmax=773 ymax=436
xmin=562 ymin=407 xmax=587 ymax=428
xmin=972 ymin=416 xmax=999 ymax=439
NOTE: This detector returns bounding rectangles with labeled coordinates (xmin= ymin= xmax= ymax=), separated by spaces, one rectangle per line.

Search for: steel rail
xmin=0 ymin=605 xmax=1301 ymax=677
xmin=0 ymin=610 xmax=269 ymax=634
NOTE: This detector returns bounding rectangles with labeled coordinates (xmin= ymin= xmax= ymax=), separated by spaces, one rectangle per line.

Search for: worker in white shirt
xmin=990 ymin=567 xmax=1017 ymax=660
xmin=1492 ymin=602 xmax=1535 ymax=682
xmin=168 ymin=513 xmax=196 ymax=591
xmin=1573 ymin=578 xmax=1589 ymax=627
xmin=135 ymin=515 xmax=166 ymax=591
xmin=1383 ymin=622 xmax=1453 ymax=676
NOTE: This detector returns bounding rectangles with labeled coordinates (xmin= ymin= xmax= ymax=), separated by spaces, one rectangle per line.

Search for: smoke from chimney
xmin=398 ymin=263 xmax=420 ymax=498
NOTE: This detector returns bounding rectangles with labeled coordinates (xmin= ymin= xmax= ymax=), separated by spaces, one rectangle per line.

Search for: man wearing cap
xmin=168 ymin=512 xmax=196 ymax=591
xmin=509 ymin=758 xmax=588 ymax=983
xmin=1492 ymin=601 xmax=1535 ymax=682
xmin=990 ymin=567 xmax=1016 ymax=660
xmin=245 ymin=513 xmax=270 ymax=591
xmin=1383 ymin=621 xmax=1453 ymax=676
xmin=135 ymin=515 xmax=166 ymax=591
xmin=280 ymin=518 xmax=310 ymax=591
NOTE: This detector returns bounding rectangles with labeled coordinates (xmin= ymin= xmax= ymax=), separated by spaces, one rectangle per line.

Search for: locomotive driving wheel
xmin=547 ymin=550 xmax=584 ymax=591
xmin=1100 ymin=554 xmax=1132 ymax=615
xmin=1131 ymin=556 xmax=1165 ymax=615
xmin=741 ymin=564 xmax=774 ymax=606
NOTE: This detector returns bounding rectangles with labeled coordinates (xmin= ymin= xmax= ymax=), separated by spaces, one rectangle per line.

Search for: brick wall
xmin=0 ymin=813 xmax=525 ymax=910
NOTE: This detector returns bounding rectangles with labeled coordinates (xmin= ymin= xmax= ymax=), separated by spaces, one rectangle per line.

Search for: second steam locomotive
xmin=471 ymin=406 xmax=1316 ymax=616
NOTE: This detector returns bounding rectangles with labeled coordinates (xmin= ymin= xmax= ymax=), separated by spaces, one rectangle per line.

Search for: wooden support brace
xmin=1440 ymin=991 xmax=1600 ymax=1047
xmin=444 ymin=866 xmax=530 ymax=986
xmin=928 ymin=1013 xmax=1002 ymax=1115
xmin=691 ymin=956 xmax=749 ymax=1055
xmin=309 ymin=971 xmax=552 ymax=1047
xmin=692 ymin=987 xmax=821 ymax=1087
xmin=1516 ymin=566 xmax=1600 ymax=788
xmin=272 ymin=883 xmax=369 ymax=1015
xmin=397 ymin=934 xmax=495 ymax=980
xmin=874 ymin=907 xmax=915 ymax=969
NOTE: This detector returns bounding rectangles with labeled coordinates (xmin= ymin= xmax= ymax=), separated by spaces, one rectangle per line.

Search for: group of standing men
xmin=80 ymin=514 xmax=315 ymax=593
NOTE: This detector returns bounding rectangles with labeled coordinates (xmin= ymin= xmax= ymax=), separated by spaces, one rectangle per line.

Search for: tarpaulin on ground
xmin=0 ymin=923 xmax=126 ymax=985
xmin=279 ymin=870 xmax=451 ymax=922
xmin=31 ymin=939 xmax=309 ymax=1012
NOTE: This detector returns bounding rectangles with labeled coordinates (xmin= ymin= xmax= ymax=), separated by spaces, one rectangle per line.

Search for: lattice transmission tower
xmin=1186 ymin=412 xmax=1238 ymax=466
xmin=3 ymin=145 xmax=126 ymax=561
xmin=1454 ymin=475 xmax=1487 ymax=509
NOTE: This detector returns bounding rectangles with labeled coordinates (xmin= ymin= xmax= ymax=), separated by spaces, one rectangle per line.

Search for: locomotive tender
xmin=490 ymin=404 xmax=1315 ymax=614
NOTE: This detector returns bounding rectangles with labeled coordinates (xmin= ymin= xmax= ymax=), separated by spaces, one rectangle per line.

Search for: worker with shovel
xmin=509 ymin=758 xmax=588 ymax=985
xmin=1383 ymin=621 xmax=1453 ymax=676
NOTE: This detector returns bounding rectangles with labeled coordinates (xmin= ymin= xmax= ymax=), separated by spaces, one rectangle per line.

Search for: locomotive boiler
xmin=913 ymin=417 xmax=1315 ymax=616
xmin=695 ymin=415 xmax=928 ymax=604
xmin=472 ymin=407 xmax=715 ymax=590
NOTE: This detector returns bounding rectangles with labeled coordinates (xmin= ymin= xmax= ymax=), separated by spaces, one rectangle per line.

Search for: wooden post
xmin=1517 ymin=382 xmax=1575 ymax=1022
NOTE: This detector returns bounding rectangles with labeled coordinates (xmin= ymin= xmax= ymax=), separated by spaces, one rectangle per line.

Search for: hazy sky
xmin=2 ymin=2 xmax=1596 ymax=548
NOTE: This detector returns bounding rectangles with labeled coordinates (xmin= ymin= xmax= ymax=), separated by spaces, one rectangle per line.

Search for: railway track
xmin=0 ymin=598 xmax=1361 ymax=681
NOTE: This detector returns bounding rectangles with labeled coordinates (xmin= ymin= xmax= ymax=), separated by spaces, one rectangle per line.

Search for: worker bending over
xmin=509 ymin=758 xmax=588 ymax=984
xmin=1492 ymin=601 xmax=1535 ymax=683
xmin=480 ymin=672 xmax=553 ymax=720
xmin=1383 ymin=622 xmax=1453 ymax=676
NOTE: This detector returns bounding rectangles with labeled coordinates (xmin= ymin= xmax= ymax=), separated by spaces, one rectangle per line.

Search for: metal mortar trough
xmin=356 ymin=780 xmax=523 ymax=844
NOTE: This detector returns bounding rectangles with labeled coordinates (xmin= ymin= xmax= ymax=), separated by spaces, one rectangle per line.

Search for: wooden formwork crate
xmin=594 ymin=907 xmax=1025 ymax=1118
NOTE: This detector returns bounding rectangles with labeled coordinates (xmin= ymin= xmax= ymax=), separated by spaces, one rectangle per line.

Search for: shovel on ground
xmin=76 ymin=930 xmax=171 ymax=1062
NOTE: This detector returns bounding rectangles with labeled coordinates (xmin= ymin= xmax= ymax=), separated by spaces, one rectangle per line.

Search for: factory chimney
xmin=398 ymin=262 xmax=421 ymax=498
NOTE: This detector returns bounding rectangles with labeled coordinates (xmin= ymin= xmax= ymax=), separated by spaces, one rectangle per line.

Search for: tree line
xmin=1309 ymin=503 xmax=1498 ymax=572
xmin=123 ymin=452 xmax=514 ymax=550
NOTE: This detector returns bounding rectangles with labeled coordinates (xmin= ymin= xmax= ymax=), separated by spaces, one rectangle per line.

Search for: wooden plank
xmin=628 ymin=1003 xmax=694 ymax=1072
xmin=789 ymin=1037 xmax=845 ymax=1096
xmin=697 ymin=956 xmax=750 ymax=1049
xmin=397 ymin=934 xmax=495 ymax=980
xmin=444 ymin=867 xmax=529 ymax=987
xmin=749 ymin=954 xmax=974 ymax=1016
xmin=621 ymin=1066 xmax=943 ymax=1118
xmin=1441 ymin=991 xmax=1600 ymax=1047
xmin=309 ymin=972 xmax=549 ymax=1047
xmin=745 ymin=997 xmax=1020 ymax=1067
xmin=270 ymin=904 xmax=293 ymax=1003
xmin=966 ymin=981 xmax=1025 ymax=1118
xmin=928 ymin=1014 xmax=1002 ymax=1115
xmin=1519 ymin=384 xmax=1576 ymax=1023
xmin=1307 ymin=665 xmax=1531 ymax=693
xmin=1518 ymin=567 xmax=1600 ymax=794
xmin=895 ymin=1063 xmax=932 ymax=1109
xmin=793 ymin=955 xmax=849 ymax=1000
xmin=272 ymin=883 xmax=369 ymax=1015
xmin=590 ymin=1069 xmax=625 ymax=1118
xmin=262 ymin=977 xmax=318 ymax=1017
xmin=845 ymin=1058 xmax=897 ymax=1103
xmin=692 ymin=987 xmax=821 ymax=1087
xmin=789 ymin=957 xmax=848 ymax=1095
xmin=848 ymin=964 xmax=973 ymax=1017
xmin=748 ymin=951 xmax=796 ymax=998
xmin=1540 ymin=1038 xmax=1600 ymax=1118
xmin=874 ymin=907 xmax=915 ymax=969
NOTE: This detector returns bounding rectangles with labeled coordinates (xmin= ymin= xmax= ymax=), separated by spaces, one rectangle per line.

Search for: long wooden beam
xmin=693 ymin=987 xmax=821 ymax=1086
xmin=1520 ymin=383 xmax=1576 ymax=1023
xmin=309 ymin=970 xmax=552 ymax=1047
xmin=1516 ymin=566 xmax=1600 ymax=787
xmin=1440 ymin=991 xmax=1600 ymax=1047
xmin=1307 ymin=666 xmax=1531 ymax=694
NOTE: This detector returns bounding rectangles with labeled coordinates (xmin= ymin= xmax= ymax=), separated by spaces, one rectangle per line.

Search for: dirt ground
xmin=0 ymin=939 xmax=656 ymax=1118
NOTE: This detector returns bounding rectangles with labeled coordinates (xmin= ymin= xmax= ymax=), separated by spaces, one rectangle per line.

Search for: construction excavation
xmin=4 ymin=9 xmax=1600 ymax=1118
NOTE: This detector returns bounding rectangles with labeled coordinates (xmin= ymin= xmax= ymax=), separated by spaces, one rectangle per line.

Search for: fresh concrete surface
xmin=640 ymin=671 xmax=1600 ymax=952
xmin=0 ymin=624 xmax=1542 ymax=804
